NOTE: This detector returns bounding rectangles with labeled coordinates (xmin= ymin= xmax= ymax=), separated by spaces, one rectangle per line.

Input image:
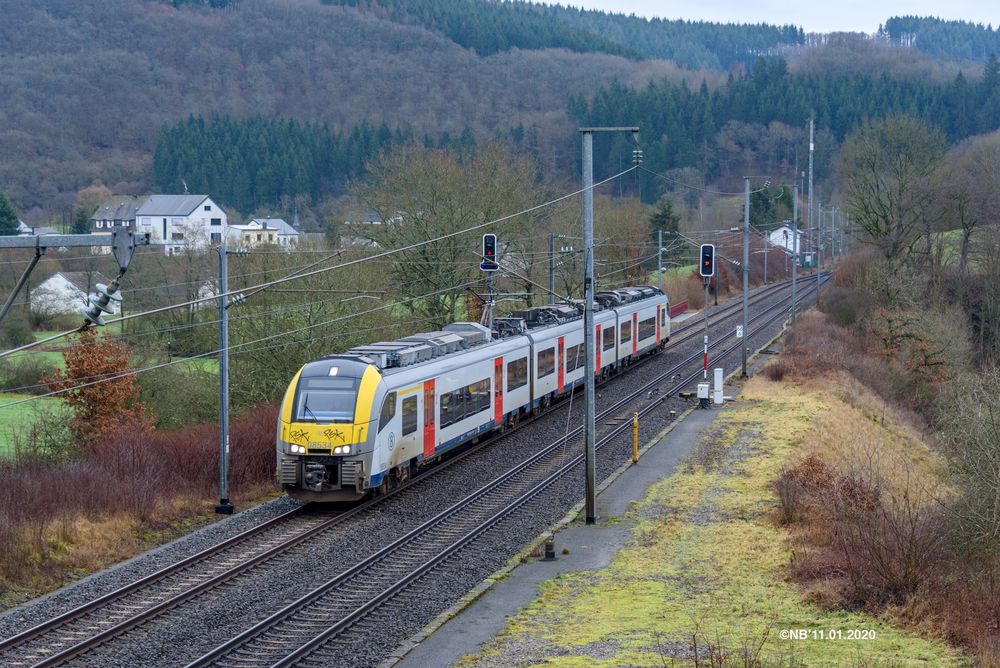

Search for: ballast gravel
xmin=0 ymin=279 xmax=815 ymax=667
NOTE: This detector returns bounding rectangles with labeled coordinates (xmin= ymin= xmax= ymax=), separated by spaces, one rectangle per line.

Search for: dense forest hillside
xmin=321 ymin=0 xmax=803 ymax=68
xmin=882 ymin=16 xmax=1000 ymax=62
xmin=0 ymin=0 xmax=696 ymax=217
xmin=2 ymin=0 xmax=996 ymax=222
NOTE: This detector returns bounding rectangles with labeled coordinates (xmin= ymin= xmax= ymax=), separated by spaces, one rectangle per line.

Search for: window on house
xmin=204 ymin=205 xmax=211 ymax=211
xmin=96 ymin=221 xmax=103 ymax=229
xmin=256 ymin=233 xmax=262 ymax=241
xmin=171 ymin=232 xmax=184 ymax=241
xmin=211 ymin=233 xmax=221 ymax=244
xmin=211 ymin=218 xmax=221 ymax=226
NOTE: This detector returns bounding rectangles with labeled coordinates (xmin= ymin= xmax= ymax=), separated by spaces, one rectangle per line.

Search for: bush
xmin=0 ymin=356 xmax=59 ymax=395
xmin=0 ymin=404 xmax=277 ymax=588
xmin=138 ymin=365 xmax=218 ymax=431
xmin=1 ymin=315 xmax=34 ymax=348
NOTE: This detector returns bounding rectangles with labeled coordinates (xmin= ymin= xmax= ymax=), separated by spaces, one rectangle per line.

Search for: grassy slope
xmin=464 ymin=375 xmax=964 ymax=666
xmin=0 ymin=393 xmax=69 ymax=458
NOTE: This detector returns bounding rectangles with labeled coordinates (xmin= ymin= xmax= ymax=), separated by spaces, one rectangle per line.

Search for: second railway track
xmin=0 ymin=273 xmax=822 ymax=668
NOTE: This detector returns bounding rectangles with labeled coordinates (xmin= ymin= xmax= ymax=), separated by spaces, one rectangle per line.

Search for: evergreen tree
xmin=0 ymin=193 xmax=19 ymax=236
xmin=648 ymin=197 xmax=680 ymax=241
xmin=71 ymin=207 xmax=91 ymax=234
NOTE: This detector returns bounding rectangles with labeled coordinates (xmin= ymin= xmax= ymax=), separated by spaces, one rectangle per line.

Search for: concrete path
xmin=396 ymin=396 xmax=732 ymax=668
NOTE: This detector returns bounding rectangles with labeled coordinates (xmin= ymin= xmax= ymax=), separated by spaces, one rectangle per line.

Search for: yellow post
xmin=632 ymin=411 xmax=639 ymax=463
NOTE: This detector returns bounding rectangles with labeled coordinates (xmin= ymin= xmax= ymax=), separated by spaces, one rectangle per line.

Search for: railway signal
xmin=481 ymin=233 xmax=499 ymax=271
xmin=699 ymin=244 xmax=715 ymax=277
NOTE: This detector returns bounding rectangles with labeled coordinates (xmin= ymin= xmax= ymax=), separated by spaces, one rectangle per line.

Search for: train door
xmin=595 ymin=324 xmax=601 ymax=375
xmin=494 ymin=357 xmax=503 ymax=424
xmin=557 ymin=337 xmax=565 ymax=392
xmin=423 ymin=379 xmax=435 ymax=458
xmin=632 ymin=312 xmax=638 ymax=355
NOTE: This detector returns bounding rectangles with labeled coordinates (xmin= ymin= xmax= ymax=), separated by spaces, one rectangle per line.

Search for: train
xmin=276 ymin=286 xmax=670 ymax=502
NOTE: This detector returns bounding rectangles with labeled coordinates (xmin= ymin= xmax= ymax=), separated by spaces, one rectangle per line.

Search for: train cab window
xmin=378 ymin=392 xmax=397 ymax=432
xmin=294 ymin=377 xmax=359 ymax=423
xmin=661 ymin=309 xmax=667 ymax=327
xmin=507 ymin=358 xmax=528 ymax=391
xmin=402 ymin=396 xmax=418 ymax=435
xmin=639 ymin=317 xmax=656 ymax=340
xmin=602 ymin=327 xmax=615 ymax=351
xmin=620 ymin=320 xmax=632 ymax=344
xmin=537 ymin=347 xmax=555 ymax=378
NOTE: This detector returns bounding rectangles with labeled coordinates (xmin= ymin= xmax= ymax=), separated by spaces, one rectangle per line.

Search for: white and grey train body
xmin=276 ymin=287 xmax=669 ymax=502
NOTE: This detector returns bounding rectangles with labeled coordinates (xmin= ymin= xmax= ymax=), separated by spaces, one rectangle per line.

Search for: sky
xmin=564 ymin=1 xmax=996 ymax=34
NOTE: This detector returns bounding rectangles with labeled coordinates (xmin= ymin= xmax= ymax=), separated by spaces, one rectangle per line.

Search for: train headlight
xmin=289 ymin=443 xmax=306 ymax=454
xmin=333 ymin=445 xmax=351 ymax=455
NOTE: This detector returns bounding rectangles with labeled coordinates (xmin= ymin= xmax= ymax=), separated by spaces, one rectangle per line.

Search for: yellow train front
xmin=276 ymin=356 xmax=386 ymax=502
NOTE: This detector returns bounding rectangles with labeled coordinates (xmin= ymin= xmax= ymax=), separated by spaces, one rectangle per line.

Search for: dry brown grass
xmin=0 ymin=404 xmax=278 ymax=600
xmin=769 ymin=307 xmax=998 ymax=661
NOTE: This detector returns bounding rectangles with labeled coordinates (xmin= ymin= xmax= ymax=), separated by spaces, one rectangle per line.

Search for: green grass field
xmin=0 ymin=392 xmax=69 ymax=458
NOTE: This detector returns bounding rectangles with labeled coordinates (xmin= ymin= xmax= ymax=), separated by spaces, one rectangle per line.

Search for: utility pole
xmin=807 ymin=118 xmax=814 ymax=271
xmin=817 ymin=203 xmax=823 ymax=273
xmin=549 ymin=233 xmax=556 ymax=304
xmin=657 ymin=229 xmax=663 ymax=292
xmin=741 ymin=177 xmax=750 ymax=379
xmin=216 ymin=244 xmax=235 ymax=515
xmin=792 ymin=185 xmax=798 ymax=320
xmin=580 ymin=126 xmax=638 ymax=526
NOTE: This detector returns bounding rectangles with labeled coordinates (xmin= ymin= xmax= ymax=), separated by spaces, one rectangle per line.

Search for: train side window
xmin=402 ymin=396 xmax=418 ymax=436
xmin=602 ymin=327 xmax=615 ymax=351
xmin=661 ymin=309 xmax=667 ymax=327
xmin=378 ymin=392 xmax=396 ymax=432
xmin=507 ymin=358 xmax=527 ymax=391
xmin=639 ymin=317 xmax=656 ymax=340
xmin=537 ymin=347 xmax=555 ymax=378
xmin=620 ymin=320 xmax=632 ymax=343
xmin=566 ymin=343 xmax=584 ymax=372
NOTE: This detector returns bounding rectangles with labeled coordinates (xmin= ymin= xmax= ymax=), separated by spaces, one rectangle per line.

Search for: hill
xmin=0 ymin=0 xmax=703 ymax=218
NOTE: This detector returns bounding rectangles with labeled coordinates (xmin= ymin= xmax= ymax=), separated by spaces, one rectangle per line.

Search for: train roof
xmin=331 ymin=287 xmax=666 ymax=373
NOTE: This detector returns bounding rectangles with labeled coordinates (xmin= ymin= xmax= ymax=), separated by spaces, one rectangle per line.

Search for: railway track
xmin=187 ymin=275 xmax=825 ymax=668
xmin=0 ymin=273 xmax=819 ymax=668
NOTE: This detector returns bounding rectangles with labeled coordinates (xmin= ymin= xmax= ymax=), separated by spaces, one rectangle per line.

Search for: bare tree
xmin=840 ymin=115 xmax=947 ymax=267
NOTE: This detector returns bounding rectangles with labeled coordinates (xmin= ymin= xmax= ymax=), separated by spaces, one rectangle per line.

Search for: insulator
xmin=87 ymin=293 xmax=115 ymax=314
xmin=95 ymin=283 xmax=122 ymax=302
xmin=80 ymin=303 xmax=107 ymax=327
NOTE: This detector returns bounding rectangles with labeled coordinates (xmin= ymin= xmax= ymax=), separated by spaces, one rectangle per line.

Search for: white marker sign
xmin=736 ymin=325 xmax=744 ymax=338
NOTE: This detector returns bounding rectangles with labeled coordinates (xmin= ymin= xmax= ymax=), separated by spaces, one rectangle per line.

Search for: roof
xmin=92 ymin=196 xmax=145 ymax=222
xmin=248 ymin=218 xmax=298 ymax=235
xmin=49 ymin=271 xmax=111 ymax=293
xmin=136 ymin=195 xmax=210 ymax=217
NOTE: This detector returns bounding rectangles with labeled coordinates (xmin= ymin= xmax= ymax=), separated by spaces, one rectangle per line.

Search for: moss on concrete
xmin=465 ymin=376 xmax=966 ymax=667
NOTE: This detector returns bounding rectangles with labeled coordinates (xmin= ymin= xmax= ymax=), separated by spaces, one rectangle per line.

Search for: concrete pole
xmin=792 ymin=185 xmax=798 ymax=320
xmin=808 ymin=118 xmax=814 ymax=267
xmin=216 ymin=246 xmax=233 ymax=515
xmin=817 ymin=203 xmax=823 ymax=273
xmin=657 ymin=228 xmax=663 ymax=292
xmin=742 ymin=177 xmax=750 ymax=379
xmin=581 ymin=130 xmax=597 ymax=525
xmin=549 ymin=233 xmax=555 ymax=304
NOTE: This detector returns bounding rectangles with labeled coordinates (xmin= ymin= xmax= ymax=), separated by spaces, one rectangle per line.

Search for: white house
xmin=17 ymin=220 xmax=58 ymax=236
xmin=768 ymin=225 xmax=803 ymax=256
xmin=226 ymin=217 xmax=299 ymax=249
xmin=135 ymin=195 xmax=228 ymax=254
xmin=91 ymin=196 xmax=144 ymax=232
xmin=30 ymin=272 xmax=117 ymax=318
